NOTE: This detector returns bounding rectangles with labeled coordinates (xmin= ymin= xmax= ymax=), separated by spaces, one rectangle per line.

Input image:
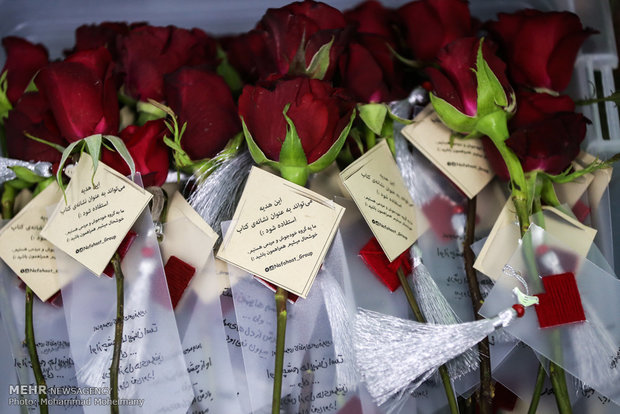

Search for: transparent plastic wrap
xmin=480 ymin=224 xmax=620 ymax=405
xmin=0 ymin=258 xmax=81 ymax=413
xmin=224 ymin=222 xmax=360 ymax=414
xmin=163 ymin=217 xmax=244 ymax=414
xmin=54 ymin=207 xmax=194 ymax=413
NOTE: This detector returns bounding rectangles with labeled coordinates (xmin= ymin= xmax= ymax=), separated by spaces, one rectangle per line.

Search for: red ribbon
xmin=164 ymin=256 xmax=196 ymax=309
xmin=359 ymin=237 xmax=412 ymax=292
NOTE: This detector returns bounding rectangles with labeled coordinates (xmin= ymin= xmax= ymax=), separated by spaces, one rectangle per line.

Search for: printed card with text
xmin=401 ymin=104 xmax=494 ymax=198
xmin=217 ymin=167 xmax=344 ymax=298
xmin=41 ymin=153 xmax=152 ymax=276
xmin=340 ymin=140 xmax=418 ymax=261
xmin=0 ymin=183 xmax=64 ymax=301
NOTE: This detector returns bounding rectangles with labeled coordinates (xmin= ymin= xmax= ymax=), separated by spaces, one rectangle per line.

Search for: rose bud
xmin=398 ymin=0 xmax=473 ymax=62
xmin=36 ymin=47 xmax=119 ymax=142
xmin=344 ymin=0 xmax=397 ymax=43
xmin=5 ymin=92 xmax=66 ymax=164
xmin=1 ymin=36 xmax=49 ymax=104
xmin=239 ymin=77 xmax=355 ymax=185
xmin=118 ymin=25 xmax=218 ymax=102
xmin=102 ymin=119 xmax=169 ymax=187
xmin=339 ymin=34 xmax=406 ymax=103
xmin=427 ymin=37 xmax=514 ymax=135
xmin=487 ymin=10 xmax=596 ymax=92
xmin=257 ymin=0 xmax=349 ymax=80
xmin=164 ymin=67 xmax=241 ymax=162
xmin=510 ymin=89 xmax=575 ymax=128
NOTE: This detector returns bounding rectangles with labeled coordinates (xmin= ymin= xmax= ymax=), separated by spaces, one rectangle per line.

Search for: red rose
xmin=118 ymin=25 xmax=217 ymax=101
xmin=344 ymin=0 xmax=397 ymax=43
xmin=1 ymin=37 xmax=49 ymax=104
xmin=164 ymin=68 xmax=240 ymax=160
xmin=239 ymin=77 xmax=354 ymax=163
xmin=427 ymin=37 xmax=511 ymax=118
xmin=102 ymin=119 xmax=169 ymax=187
xmin=507 ymin=112 xmax=588 ymax=174
xmin=5 ymin=92 xmax=66 ymax=164
xmin=487 ymin=10 xmax=595 ymax=91
xmin=72 ymin=22 xmax=145 ymax=59
xmin=339 ymin=34 xmax=405 ymax=103
xmin=36 ymin=47 xmax=119 ymax=142
xmin=220 ymin=31 xmax=277 ymax=83
xmin=510 ymin=89 xmax=575 ymax=128
xmin=483 ymin=112 xmax=588 ymax=178
xmin=256 ymin=0 xmax=348 ymax=79
xmin=398 ymin=0 xmax=473 ymax=62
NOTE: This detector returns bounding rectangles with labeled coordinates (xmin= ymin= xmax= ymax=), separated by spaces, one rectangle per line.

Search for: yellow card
xmin=216 ymin=167 xmax=344 ymax=298
xmin=0 ymin=183 xmax=64 ymax=301
xmin=401 ymin=105 xmax=494 ymax=198
xmin=41 ymin=153 xmax=152 ymax=276
xmin=474 ymin=200 xmax=597 ymax=281
xmin=340 ymin=140 xmax=418 ymax=261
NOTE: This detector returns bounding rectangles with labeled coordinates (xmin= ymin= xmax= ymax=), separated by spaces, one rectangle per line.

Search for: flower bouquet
xmin=0 ymin=0 xmax=619 ymax=414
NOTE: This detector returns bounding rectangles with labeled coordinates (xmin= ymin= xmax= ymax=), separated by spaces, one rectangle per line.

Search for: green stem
xmin=2 ymin=183 xmax=15 ymax=219
xmin=574 ymin=91 xmax=620 ymax=106
xmin=25 ymin=286 xmax=48 ymax=414
xmin=3 ymin=186 xmax=48 ymax=413
xmin=528 ymin=364 xmax=546 ymax=414
xmin=272 ymin=287 xmax=288 ymax=414
xmin=397 ymin=267 xmax=458 ymax=414
xmin=110 ymin=253 xmax=124 ymax=414
xmin=463 ymin=197 xmax=492 ymax=414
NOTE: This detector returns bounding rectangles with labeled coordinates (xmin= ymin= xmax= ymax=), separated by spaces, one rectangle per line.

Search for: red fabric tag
xmin=534 ymin=272 xmax=586 ymax=328
xmin=164 ymin=256 xmax=196 ymax=309
xmin=421 ymin=195 xmax=465 ymax=243
xmin=102 ymin=231 xmax=138 ymax=278
xmin=359 ymin=237 xmax=412 ymax=292
xmin=572 ymin=199 xmax=591 ymax=223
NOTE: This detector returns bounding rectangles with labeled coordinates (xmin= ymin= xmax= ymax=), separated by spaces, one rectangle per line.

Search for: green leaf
xmin=216 ymin=46 xmax=244 ymax=94
xmin=358 ymin=103 xmax=388 ymax=136
xmin=103 ymin=135 xmax=136 ymax=179
xmin=57 ymin=140 xmax=85 ymax=202
xmin=0 ymin=71 xmax=13 ymax=123
xmin=309 ymin=107 xmax=357 ymax=173
xmin=9 ymin=166 xmax=46 ymax=184
xmin=429 ymin=93 xmax=478 ymax=134
xmin=84 ymin=134 xmax=102 ymax=185
xmin=137 ymin=100 xmax=167 ymax=119
xmin=6 ymin=179 xmax=31 ymax=190
xmin=24 ymin=75 xmax=38 ymax=93
xmin=24 ymin=132 xmax=66 ymax=153
xmin=386 ymin=43 xmax=424 ymax=69
xmin=305 ymin=37 xmax=334 ymax=80
xmin=279 ymin=104 xmax=309 ymax=185
xmin=33 ymin=177 xmax=55 ymax=197
xmin=240 ymin=117 xmax=279 ymax=169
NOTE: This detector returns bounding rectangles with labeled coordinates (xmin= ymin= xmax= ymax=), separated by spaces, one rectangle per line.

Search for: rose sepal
xmin=430 ymin=92 xmax=478 ymax=134
xmin=307 ymin=106 xmax=356 ymax=173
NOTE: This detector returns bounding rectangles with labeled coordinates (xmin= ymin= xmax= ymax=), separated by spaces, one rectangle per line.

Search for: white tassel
xmin=188 ymin=150 xmax=253 ymax=245
xmin=354 ymin=307 xmax=518 ymax=407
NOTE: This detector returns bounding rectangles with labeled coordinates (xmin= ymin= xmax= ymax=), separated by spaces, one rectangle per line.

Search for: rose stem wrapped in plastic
xmin=239 ymin=75 xmax=355 ymax=413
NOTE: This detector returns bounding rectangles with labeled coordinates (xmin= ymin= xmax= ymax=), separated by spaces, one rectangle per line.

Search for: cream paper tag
xmin=0 ymin=182 xmax=64 ymax=301
xmin=401 ymin=104 xmax=494 ymax=198
xmin=474 ymin=200 xmax=597 ymax=280
xmin=578 ymin=152 xmax=613 ymax=213
xmin=41 ymin=153 xmax=152 ymax=276
xmin=340 ymin=140 xmax=418 ymax=261
xmin=216 ymin=167 xmax=344 ymax=298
